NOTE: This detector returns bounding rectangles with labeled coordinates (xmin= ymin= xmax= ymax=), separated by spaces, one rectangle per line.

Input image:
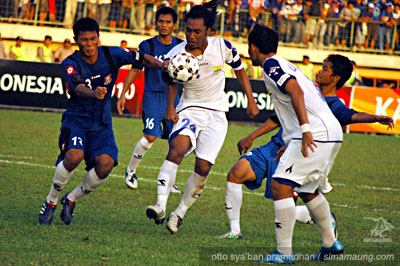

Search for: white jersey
xmin=166 ymin=37 xmax=243 ymax=112
xmin=262 ymin=55 xmax=343 ymax=143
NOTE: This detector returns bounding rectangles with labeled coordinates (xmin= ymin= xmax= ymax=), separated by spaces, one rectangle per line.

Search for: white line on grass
xmin=1 ymin=158 xmax=399 ymax=214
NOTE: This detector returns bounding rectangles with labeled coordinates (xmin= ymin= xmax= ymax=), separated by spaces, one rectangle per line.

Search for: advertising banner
xmin=348 ymin=87 xmax=400 ymax=134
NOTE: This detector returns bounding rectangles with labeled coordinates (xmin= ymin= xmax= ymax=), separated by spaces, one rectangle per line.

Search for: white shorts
xmin=170 ymin=108 xmax=228 ymax=165
xmin=273 ymin=139 xmax=342 ymax=194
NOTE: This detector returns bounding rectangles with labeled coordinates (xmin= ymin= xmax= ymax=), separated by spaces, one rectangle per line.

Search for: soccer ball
xmin=168 ymin=52 xmax=200 ymax=83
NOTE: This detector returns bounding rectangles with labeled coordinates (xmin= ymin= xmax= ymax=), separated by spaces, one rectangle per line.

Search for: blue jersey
xmin=138 ymin=36 xmax=182 ymax=92
xmin=325 ymin=96 xmax=357 ymax=126
xmin=61 ymin=47 xmax=142 ymax=127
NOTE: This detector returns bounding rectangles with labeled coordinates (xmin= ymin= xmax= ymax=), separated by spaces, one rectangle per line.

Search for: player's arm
xmin=351 ymin=112 xmax=394 ymax=130
xmin=285 ymin=79 xmax=316 ymax=157
xmin=234 ymin=65 xmax=259 ymax=119
xmin=74 ymin=84 xmax=107 ymax=100
xmin=142 ymin=54 xmax=167 ymax=71
xmin=237 ymin=117 xmax=280 ymax=155
xmin=165 ymin=83 xmax=179 ymax=123
xmin=117 ymin=68 xmax=139 ymax=115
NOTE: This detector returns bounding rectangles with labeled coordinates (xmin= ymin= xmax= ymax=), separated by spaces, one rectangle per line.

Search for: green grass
xmin=0 ymin=109 xmax=399 ymax=265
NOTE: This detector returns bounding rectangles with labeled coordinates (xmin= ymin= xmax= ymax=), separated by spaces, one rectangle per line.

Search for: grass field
xmin=0 ymin=109 xmax=399 ymax=265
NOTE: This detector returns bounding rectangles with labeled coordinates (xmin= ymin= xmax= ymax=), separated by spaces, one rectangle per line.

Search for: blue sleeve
xmin=61 ymin=58 xmax=82 ymax=98
xmin=224 ymin=40 xmax=242 ymax=69
xmin=109 ymin=46 xmax=142 ymax=70
xmin=328 ymin=98 xmax=358 ymax=126
xmin=262 ymin=58 xmax=296 ymax=94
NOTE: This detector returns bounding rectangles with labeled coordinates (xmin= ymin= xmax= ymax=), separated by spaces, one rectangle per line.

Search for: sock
xmin=46 ymin=161 xmax=74 ymax=205
xmin=273 ymin=198 xmax=296 ymax=256
xmin=304 ymin=193 xmax=336 ymax=247
xmin=68 ymin=168 xmax=106 ymax=201
xmin=225 ymin=182 xmax=242 ymax=234
xmin=127 ymin=137 xmax=153 ymax=172
xmin=156 ymin=160 xmax=178 ymax=211
xmin=174 ymin=172 xmax=207 ymax=218
xmin=295 ymin=205 xmax=313 ymax=224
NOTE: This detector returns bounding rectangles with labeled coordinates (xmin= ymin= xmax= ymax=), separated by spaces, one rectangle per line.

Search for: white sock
xmin=273 ymin=198 xmax=296 ymax=256
xmin=156 ymin=160 xmax=178 ymax=211
xmin=295 ymin=205 xmax=313 ymax=224
xmin=46 ymin=161 xmax=74 ymax=205
xmin=68 ymin=168 xmax=106 ymax=201
xmin=305 ymin=193 xmax=336 ymax=247
xmin=127 ymin=137 xmax=153 ymax=172
xmin=174 ymin=172 xmax=207 ymax=218
xmin=225 ymin=182 xmax=242 ymax=234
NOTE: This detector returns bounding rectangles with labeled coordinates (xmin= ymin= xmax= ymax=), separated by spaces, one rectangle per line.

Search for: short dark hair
xmin=248 ymin=24 xmax=279 ymax=54
xmin=184 ymin=4 xmax=216 ymax=29
xmin=73 ymin=18 xmax=99 ymax=38
xmin=326 ymin=54 xmax=353 ymax=90
xmin=45 ymin=35 xmax=52 ymax=41
xmin=156 ymin=6 xmax=178 ymax=24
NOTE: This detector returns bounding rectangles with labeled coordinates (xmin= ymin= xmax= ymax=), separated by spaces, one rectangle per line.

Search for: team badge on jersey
xmin=66 ymin=66 xmax=76 ymax=75
xmin=104 ymin=74 xmax=112 ymax=85
xmin=213 ymin=65 xmax=222 ymax=72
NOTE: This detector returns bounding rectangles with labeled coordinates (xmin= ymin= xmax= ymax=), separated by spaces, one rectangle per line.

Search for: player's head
xmin=184 ymin=4 xmax=217 ymax=50
xmin=44 ymin=35 xmax=52 ymax=46
xmin=316 ymin=54 xmax=353 ymax=90
xmin=247 ymin=24 xmax=279 ymax=66
xmin=120 ymin=40 xmax=127 ymax=49
xmin=155 ymin=7 xmax=178 ymax=37
xmin=73 ymin=18 xmax=100 ymax=58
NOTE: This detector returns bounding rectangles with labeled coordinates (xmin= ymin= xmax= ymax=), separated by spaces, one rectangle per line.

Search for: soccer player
xmin=38 ymin=17 xmax=165 ymax=226
xmin=247 ymin=24 xmax=344 ymax=263
xmin=117 ymin=7 xmax=183 ymax=192
xmin=218 ymin=54 xmax=395 ymax=241
xmin=145 ymin=2 xmax=259 ymax=234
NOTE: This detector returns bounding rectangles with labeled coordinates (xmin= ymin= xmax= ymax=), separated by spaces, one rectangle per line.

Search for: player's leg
xmin=217 ymin=158 xmax=256 ymax=239
xmin=60 ymin=126 xmax=117 ymax=225
xmin=146 ymin=133 xmax=192 ymax=225
xmin=167 ymin=110 xmax=228 ymax=233
xmin=39 ymin=126 xmax=85 ymax=225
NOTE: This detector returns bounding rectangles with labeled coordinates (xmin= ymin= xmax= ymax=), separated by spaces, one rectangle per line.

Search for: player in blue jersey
xmin=117 ymin=7 xmax=182 ymax=192
xmin=217 ymin=54 xmax=394 ymax=255
xmin=38 ymin=17 xmax=165 ymax=225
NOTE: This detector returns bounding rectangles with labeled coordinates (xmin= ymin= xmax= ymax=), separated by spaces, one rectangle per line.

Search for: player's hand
xmin=247 ymin=102 xmax=259 ymax=119
xmin=162 ymin=60 xmax=169 ymax=72
xmin=117 ymin=95 xmax=126 ymax=115
xmin=237 ymin=135 xmax=254 ymax=155
xmin=95 ymin=86 xmax=107 ymax=100
xmin=274 ymin=145 xmax=287 ymax=161
xmin=301 ymin=131 xmax=317 ymax=157
xmin=165 ymin=107 xmax=179 ymax=124
xmin=378 ymin=115 xmax=395 ymax=130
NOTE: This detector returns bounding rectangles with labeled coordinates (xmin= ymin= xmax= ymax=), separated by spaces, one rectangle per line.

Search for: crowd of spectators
xmin=1 ymin=0 xmax=400 ymax=52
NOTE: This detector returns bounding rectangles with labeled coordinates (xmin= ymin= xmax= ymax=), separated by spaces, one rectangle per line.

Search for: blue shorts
xmin=142 ymin=90 xmax=179 ymax=139
xmin=56 ymin=115 xmax=118 ymax=170
xmin=242 ymin=141 xmax=282 ymax=199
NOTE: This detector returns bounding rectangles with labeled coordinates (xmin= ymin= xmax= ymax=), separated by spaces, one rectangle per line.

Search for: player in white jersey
xmin=145 ymin=2 xmax=259 ymax=234
xmin=248 ymin=24 xmax=344 ymax=263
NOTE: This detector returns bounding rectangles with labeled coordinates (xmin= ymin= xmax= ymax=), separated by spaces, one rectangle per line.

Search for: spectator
xmin=14 ymin=0 xmax=29 ymax=19
xmin=393 ymin=4 xmax=400 ymax=50
xmin=283 ymin=0 xmax=297 ymax=43
xmin=75 ymin=0 xmax=86 ymax=22
xmin=303 ymin=0 xmax=313 ymax=46
xmin=119 ymin=0 xmax=133 ymax=28
xmin=294 ymin=0 xmax=306 ymax=45
xmin=53 ymin=38 xmax=74 ymax=63
xmin=353 ymin=0 xmax=365 ymax=49
xmin=268 ymin=0 xmax=284 ymax=35
xmin=10 ymin=36 xmax=31 ymax=61
xmin=314 ymin=0 xmax=329 ymax=48
xmin=307 ymin=0 xmax=324 ymax=47
xmin=298 ymin=55 xmax=314 ymax=81
xmin=0 ymin=34 xmax=6 ymax=59
xmin=325 ymin=0 xmax=341 ymax=47
xmin=38 ymin=0 xmax=49 ymax=25
xmin=110 ymin=0 xmax=122 ymax=29
xmin=337 ymin=0 xmax=357 ymax=48
xmin=27 ymin=0 xmax=36 ymax=20
xmin=365 ymin=1 xmax=380 ymax=49
xmin=345 ymin=60 xmax=363 ymax=85
xmin=362 ymin=3 xmax=374 ymax=48
xmin=131 ymin=0 xmax=145 ymax=33
xmin=248 ymin=0 xmax=265 ymax=32
xmin=380 ymin=3 xmax=395 ymax=51
xmin=49 ymin=0 xmax=56 ymax=22
xmin=120 ymin=40 xmax=128 ymax=49
xmin=145 ymin=0 xmax=157 ymax=31
xmin=36 ymin=35 xmax=53 ymax=62
xmin=98 ymin=0 xmax=112 ymax=27
xmin=225 ymin=0 xmax=241 ymax=37
xmin=87 ymin=0 xmax=98 ymax=19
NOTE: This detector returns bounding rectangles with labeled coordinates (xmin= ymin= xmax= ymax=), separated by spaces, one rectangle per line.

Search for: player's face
xmin=316 ymin=60 xmax=335 ymax=86
xmin=185 ymin=18 xmax=208 ymax=50
xmin=248 ymin=43 xmax=260 ymax=66
xmin=74 ymin=31 xmax=99 ymax=58
xmin=157 ymin=14 xmax=175 ymax=37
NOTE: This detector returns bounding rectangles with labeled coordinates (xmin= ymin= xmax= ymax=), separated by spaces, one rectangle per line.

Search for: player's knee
xmin=94 ymin=155 xmax=114 ymax=179
xmin=227 ymin=170 xmax=243 ymax=184
xmin=166 ymin=148 xmax=185 ymax=165
xmin=144 ymin=134 xmax=157 ymax=144
xmin=194 ymin=164 xmax=211 ymax=177
xmin=63 ymin=149 xmax=84 ymax=171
